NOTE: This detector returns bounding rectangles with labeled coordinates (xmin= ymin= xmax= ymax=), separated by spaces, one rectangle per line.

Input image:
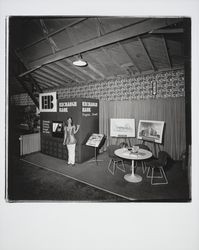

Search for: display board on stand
xmin=86 ymin=133 xmax=105 ymax=165
xmin=137 ymin=120 xmax=165 ymax=157
xmin=110 ymin=118 xmax=135 ymax=146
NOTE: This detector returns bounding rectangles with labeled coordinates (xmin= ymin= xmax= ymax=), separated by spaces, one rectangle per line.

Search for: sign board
xmin=86 ymin=133 xmax=104 ymax=148
xmin=39 ymin=92 xmax=57 ymax=112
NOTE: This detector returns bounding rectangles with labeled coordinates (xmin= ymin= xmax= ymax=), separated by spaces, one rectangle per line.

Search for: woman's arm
xmin=63 ymin=126 xmax=67 ymax=145
xmin=74 ymin=124 xmax=80 ymax=134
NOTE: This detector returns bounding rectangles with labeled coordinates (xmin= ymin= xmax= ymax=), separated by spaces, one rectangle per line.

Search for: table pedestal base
xmin=124 ymin=159 xmax=142 ymax=183
xmin=124 ymin=173 xmax=142 ymax=183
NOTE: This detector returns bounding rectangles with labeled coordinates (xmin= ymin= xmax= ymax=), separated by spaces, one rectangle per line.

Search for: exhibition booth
xmin=40 ymin=93 xmax=100 ymax=163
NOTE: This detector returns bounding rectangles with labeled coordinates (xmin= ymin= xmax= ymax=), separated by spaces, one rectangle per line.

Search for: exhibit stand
xmin=86 ymin=133 xmax=105 ymax=165
xmin=40 ymin=96 xmax=99 ymax=163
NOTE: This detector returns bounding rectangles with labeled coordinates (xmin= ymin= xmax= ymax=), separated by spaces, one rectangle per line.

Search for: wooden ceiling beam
xmin=149 ymin=28 xmax=184 ymax=34
xmin=19 ymin=18 xmax=87 ymax=51
xmin=32 ymin=74 xmax=61 ymax=88
xmin=44 ymin=64 xmax=76 ymax=83
xmin=162 ymin=35 xmax=172 ymax=69
xmin=87 ymin=63 xmax=105 ymax=79
xmin=32 ymin=80 xmax=51 ymax=89
xmin=32 ymin=70 xmax=65 ymax=87
xmin=117 ymin=42 xmax=140 ymax=73
xmin=27 ymin=18 xmax=183 ymax=69
xmin=55 ymin=61 xmax=86 ymax=81
xmin=138 ymin=36 xmax=156 ymax=71
xmin=39 ymin=67 xmax=69 ymax=85
xmin=39 ymin=19 xmax=59 ymax=54
xmin=48 ymin=63 xmax=79 ymax=82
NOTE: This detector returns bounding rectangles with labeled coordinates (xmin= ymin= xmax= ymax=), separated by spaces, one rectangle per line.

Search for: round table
xmin=114 ymin=148 xmax=152 ymax=183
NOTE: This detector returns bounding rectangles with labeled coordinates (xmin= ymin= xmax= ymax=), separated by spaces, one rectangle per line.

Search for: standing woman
xmin=63 ymin=117 xmax=80 ymax=166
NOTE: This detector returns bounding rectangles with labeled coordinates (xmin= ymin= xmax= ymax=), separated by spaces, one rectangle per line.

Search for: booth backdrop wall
xmin=40 ymin=98 xmax=99 ymax=163
xmin=10 ymin=68 xmax=186 ymax=160
xmin=10 ymin=68 xmax=185 ymax=105
xmin=99 ymin=97 xmax=186 ymax=160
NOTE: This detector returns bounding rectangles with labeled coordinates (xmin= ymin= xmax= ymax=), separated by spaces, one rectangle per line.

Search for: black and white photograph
xmin=7 ymin=16 xmax=191 ymax=202
xmin=1 ymin=1 xmax=199 ymax=249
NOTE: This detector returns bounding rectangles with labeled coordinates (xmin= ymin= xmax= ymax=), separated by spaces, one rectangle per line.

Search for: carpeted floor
xmin=8 ymin=156 xmax=127 ymax=202
xmin=14 ymin=151 xmax=191 ymax=202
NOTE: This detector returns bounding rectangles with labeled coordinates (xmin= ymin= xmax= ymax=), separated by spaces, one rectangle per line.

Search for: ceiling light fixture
xmin=72 ymin=54 xmax=87 ymax=67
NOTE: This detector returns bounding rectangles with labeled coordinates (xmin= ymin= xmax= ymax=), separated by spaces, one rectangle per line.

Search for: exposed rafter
xmin=32 ymin=80 xmax=51 ymax=89
xmin=31 ymin=74 xmax=61 ymax=88
xmin=33 ymin=70 xmax=65 ymax=87
xmin=47 ymin=63 xmax=78 ymax=83
xmin=39 ymin=67 xmax=69 ymax=85
xmin=44 ymin=64 xmax=75 ymax=84
xmin=39 ymin=19 xmax=59 ymax=54
xmin=19 ymin=18 xmax=87 ymax=52
xmin=162 ymin=35 xmax=172 ymax=69
xmin=87 ymin=63 xmax=105 ymax=79
xmin=25 ymin=18 xmax=183 ymax=70
xmin=138 ymin=36 xmax=156 ymax=71
xmin=55 ymin=61 xmax=86 ymax=81
xmin=117 ymin=42 xmax=140 ymax=73
xmin=149 ymin=28 xmax=184 ymax=34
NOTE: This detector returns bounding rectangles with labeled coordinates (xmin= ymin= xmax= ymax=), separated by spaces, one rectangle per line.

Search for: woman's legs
xmin=67 ymin=144 xmax=76 ymax=164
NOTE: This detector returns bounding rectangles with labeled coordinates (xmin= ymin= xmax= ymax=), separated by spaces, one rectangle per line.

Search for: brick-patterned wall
xmin=11 ymin=68 xmax=185 ymax=105
xmin=10 ymin=93 xmax=34 ymax=106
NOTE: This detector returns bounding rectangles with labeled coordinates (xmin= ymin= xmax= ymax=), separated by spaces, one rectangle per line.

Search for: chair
xmin=107 ymin=145 xmax=126 ymax=175
xmin=134 ymin=144 xmax=151 ymax=174
xmin=146 ymin=151 xmax=169 ymax=185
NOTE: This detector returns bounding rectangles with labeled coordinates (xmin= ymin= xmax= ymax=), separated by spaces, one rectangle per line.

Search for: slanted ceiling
xmin=9 ymin=16 xmax=186 ymax=93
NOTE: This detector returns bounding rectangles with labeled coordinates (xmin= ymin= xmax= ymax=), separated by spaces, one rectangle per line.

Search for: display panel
xmin=52 ymin=121 xmax=64 ymax=138
xmin=137 ymin=120 xmax=165 ymax=143
xmin=86 ymin=133 xmax=104 ymax=148
xmin=110 ymin=118 xmax=135 ymax=137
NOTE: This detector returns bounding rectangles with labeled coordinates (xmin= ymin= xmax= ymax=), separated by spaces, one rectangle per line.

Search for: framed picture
xmin=110 ymin=118 xmax=135 ymax=137
xmin=137 ymin=120 xmax=165 ymax=143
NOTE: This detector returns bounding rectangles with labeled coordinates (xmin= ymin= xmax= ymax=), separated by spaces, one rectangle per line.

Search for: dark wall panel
xmin=40 ymin=98 xmax=99 ymax=163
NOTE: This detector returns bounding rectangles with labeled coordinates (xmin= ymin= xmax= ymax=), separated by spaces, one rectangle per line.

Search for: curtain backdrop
xmin=99 ymin=97 xmax=186 ymax=160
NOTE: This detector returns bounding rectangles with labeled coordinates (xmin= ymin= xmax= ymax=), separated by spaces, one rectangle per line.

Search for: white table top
xmin=114 ymin=148 xmax=152 ymax=161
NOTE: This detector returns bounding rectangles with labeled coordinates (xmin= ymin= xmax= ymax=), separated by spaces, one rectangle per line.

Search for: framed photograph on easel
xmin=137 ymin=120 xmax=165 ymax=144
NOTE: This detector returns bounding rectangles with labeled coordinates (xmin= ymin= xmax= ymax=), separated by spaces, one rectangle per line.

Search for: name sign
xmin=82 ymin=101 xmax=98 ymax=117
xmin=59 ymin=101 xmax=77 ymax=112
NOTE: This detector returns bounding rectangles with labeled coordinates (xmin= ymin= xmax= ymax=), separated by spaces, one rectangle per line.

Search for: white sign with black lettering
xmin=39 ymin=92 xmax=57 ymax=112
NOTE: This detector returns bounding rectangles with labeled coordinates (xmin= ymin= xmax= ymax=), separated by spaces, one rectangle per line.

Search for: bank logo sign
xmin=39 ymin=92 xmax=57 ymax=112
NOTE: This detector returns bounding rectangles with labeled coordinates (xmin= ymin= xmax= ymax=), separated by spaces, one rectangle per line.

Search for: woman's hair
xmin=65 ymin=117 xmax=73 ymax=126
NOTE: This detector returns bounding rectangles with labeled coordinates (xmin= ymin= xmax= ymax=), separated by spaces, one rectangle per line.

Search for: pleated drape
xmin=99 ymin=97 xmax=186 ymax=160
